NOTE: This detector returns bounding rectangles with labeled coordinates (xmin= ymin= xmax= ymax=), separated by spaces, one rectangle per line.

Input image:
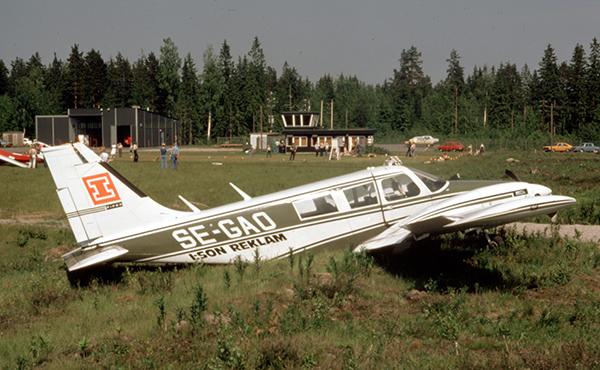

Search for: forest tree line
xmin=1 ymin=36 xmax=600 ymax=145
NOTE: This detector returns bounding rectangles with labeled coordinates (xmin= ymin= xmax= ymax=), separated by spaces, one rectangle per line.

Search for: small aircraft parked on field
xmin=42 ymin=143 xmax=575 ymax=274
xmin=0 ymin=149 xmax=43 ymax=168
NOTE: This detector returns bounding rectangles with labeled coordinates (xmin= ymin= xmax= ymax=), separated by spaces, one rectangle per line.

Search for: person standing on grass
xmin=160 ymin=143 xmax=168 ymax=169
xmin=266 ymin=145 xmax=272 ymax=157
xmin=28 ymin=145 xmax=38 ymax=168
xmin=133 ymin=142 xmax=138 ymax=162
xmin=171 ymin=143 xmax=179 ymax=169
xmin=118 ymin=142 xmax=123 ymax=157
xmin=110 ymin=143 xmax=117 ymax=160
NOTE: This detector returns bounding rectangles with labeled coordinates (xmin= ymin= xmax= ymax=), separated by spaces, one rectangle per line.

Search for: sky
xmin=1 ymin=0 xmax=599 ymax=86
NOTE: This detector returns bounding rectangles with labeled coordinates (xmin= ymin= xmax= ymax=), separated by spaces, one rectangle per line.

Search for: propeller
xmin=505 ymin=169 xmax=521 ymax=182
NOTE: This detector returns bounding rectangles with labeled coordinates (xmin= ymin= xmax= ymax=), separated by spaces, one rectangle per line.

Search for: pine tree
xmin=564 ymin=44 xmax=588 ymax=133
xmin=105 ymin=52 xmax=132 ymax=107
xmin=158 ymin=38 xmax=181 ymax=117
xmin=84 ymin=49 xmax=107 ymax=108
xmin=0 ymin=60 xmax=9 ymax=96
xmin=199 ymin=44 xmax=222 ymax=140
xmin=536 ymin=44 xmax=564 ymax=131
xmin=177 ymin=53 xmax=200 ymax=144
xmin=64 ymin=45 xmax=85 ymax=109
xmin=446 ymin=49 xmax=465 ymax=132
xmin=246 ymin=37 xmax=267 ymax=135
xmin=587 ymin=38 xmax=600 ymax=125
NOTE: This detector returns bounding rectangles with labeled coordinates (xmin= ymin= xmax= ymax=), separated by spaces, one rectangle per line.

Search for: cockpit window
xmin=381 ymin=174 xmax=421 ymax=201
xmin=294 ymin=194 xmax=338 ymax=219
xmin=343 ymin=182 xmax=378 ymax=209
xmin=409 ymin=167 xmax=448 ymax=193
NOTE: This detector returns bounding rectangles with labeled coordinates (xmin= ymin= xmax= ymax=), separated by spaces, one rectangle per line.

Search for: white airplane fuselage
xmin=59 ymin=161 xmax=574 ymax=271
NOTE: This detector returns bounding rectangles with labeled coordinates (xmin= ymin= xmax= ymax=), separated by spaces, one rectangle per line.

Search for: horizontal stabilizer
xmin=63 ymin=245 xmax=129 ymax=271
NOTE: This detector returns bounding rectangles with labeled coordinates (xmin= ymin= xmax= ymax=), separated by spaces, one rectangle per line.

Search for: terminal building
xmin=280 ymin=111 xmax=376 ymax=153
xmin=36 ymin=107 xmax=179 ymax=148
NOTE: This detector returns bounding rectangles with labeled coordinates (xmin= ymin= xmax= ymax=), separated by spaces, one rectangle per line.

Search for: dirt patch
xmin=510 ymin=222 xmax=600 ymax=244
xmin=0 ymin=215 xmax=68 ymax=228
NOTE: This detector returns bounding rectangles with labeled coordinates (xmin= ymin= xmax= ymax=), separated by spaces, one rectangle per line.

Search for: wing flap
xmin=354 ymin=224 xmax=413 ymax=252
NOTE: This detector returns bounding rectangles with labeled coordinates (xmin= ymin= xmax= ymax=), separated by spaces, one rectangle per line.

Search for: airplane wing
xmin=0 ymin=153 xmax=29 ymax=168
xmin=355 ymin=183 xmax=576 ymax=253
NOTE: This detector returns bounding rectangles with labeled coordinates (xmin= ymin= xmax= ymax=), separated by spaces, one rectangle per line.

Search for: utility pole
xmin=320 ymin=100 xmax=323 ymax=127
xmin=207 ymin=111 xmax=211 ymax=141
xmin=330 ymin=99 xmax=334 ymax=130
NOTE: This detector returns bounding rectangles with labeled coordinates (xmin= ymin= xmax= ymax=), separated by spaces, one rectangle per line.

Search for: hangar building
xmin=36 ymin=107 xmax=179 ymax=148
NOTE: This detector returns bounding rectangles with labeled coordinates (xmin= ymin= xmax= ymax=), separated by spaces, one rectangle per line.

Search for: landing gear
xmin=482 ymin=232 xmax=505 ymax=249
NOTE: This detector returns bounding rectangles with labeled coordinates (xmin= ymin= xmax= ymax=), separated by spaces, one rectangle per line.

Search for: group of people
xmin=97 ymin=141 xmax=178 ymax=169
xmin=274 ymin=140 xmax=286 ymax=153
xmin=159 ymin=143 xmax=179 ymax=169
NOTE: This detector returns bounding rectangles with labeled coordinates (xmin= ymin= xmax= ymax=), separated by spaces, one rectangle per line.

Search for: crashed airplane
xmin=41 ymin=143 xmax=575 ymax=274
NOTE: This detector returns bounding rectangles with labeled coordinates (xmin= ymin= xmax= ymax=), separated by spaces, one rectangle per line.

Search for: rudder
xmin=43 ymin=143 xmax=187 ymax=247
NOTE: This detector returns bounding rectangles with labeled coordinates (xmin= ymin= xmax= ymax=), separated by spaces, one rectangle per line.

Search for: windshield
xmin=408 ymin=167 xmax=448 ymax=193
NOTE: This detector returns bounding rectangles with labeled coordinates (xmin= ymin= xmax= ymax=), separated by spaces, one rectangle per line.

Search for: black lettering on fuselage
xmin=228 ymin=233 xmax=287 ymax=252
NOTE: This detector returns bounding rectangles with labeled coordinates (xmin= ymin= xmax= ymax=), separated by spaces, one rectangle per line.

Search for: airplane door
xmin=377 ymin=173 xmax=432 ymax=225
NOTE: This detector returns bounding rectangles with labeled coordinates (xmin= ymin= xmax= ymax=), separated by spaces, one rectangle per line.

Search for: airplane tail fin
xmin=42 ymin=143 xmax=186 ymax=246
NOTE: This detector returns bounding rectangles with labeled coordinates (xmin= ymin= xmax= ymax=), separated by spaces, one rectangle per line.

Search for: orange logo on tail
xmin=82 ymin=173 xmax=121 ymax=205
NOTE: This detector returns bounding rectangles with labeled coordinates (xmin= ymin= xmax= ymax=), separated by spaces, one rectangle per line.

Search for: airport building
xmin=36 ymin=107 xmax=179 ymax=148
xmin=280 ymin=111 xmax=376 ymax=153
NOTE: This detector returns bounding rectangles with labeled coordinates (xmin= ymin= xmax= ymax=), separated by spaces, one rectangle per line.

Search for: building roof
xmin=281 ymin=128 xmax=376 ymax=136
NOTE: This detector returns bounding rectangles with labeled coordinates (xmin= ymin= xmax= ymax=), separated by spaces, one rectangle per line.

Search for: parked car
xmin=571 ymin=142 xmax=600 ymax=153
xmin=0 ymin=139 xmax=11 ymax=147
xmin=438 ymin=141 xmax=464 ymax=152
xmin=405 ymin=135 xmax=439 ymax=145
xmin=543 ymin=142 xmax=572 ymax=152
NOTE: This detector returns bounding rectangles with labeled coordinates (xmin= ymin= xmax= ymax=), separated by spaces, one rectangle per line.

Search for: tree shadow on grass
xmin=371 ymin=236 xmax=514 ymax=293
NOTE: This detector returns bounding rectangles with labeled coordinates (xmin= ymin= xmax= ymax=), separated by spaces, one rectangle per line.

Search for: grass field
xmin=1 ymin=147 xmax=600 ymax=369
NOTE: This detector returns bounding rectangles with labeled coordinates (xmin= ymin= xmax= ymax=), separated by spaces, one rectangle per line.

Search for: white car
xmin=405 ymin=135 xmax=439 ymax=145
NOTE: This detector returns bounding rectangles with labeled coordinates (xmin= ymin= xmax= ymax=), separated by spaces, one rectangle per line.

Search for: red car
xmin=438 ymin=142 xmax=464 ymax=152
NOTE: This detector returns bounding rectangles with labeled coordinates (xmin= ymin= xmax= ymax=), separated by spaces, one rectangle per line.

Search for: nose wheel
xmin=483 ymin=232 xmax=505 ymax=249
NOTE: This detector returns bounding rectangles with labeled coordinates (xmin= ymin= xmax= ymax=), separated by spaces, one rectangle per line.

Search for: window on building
xmin=288 ymin=137 xmax=307 ymax=147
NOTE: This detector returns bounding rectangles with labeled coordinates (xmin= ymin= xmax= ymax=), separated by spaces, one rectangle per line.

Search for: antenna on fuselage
xmin=229 ymin=183 xmax=252 ymax=201
xmin=178 ymin=195 xmax=201 ymax=212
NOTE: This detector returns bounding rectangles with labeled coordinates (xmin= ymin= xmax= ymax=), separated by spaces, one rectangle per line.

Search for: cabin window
xmin=294 ymin=194 xmax=338 ymax=218
xmin=343 ymin=183 xmax=378 ymax=209
xmin=410 ymin=168 xmax=447 ymax=193
xmin=381 ymin=174 xmax=421 ymax=201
